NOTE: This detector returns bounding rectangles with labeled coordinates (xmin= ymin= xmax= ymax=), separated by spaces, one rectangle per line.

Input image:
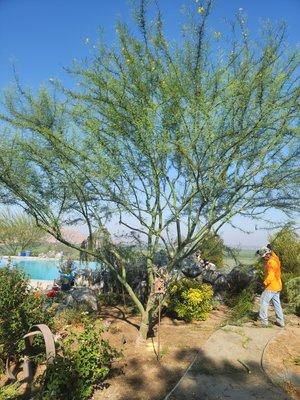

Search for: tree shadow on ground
xmin=99 ymin=305 xmax=140 ymax=330
xmin=2 ymin=344 xmax=294 ymax=400
xmin=103 ymin=346 xmax=293 ymax=400
xmin=1 ymin=362 xmax=39 ymax=400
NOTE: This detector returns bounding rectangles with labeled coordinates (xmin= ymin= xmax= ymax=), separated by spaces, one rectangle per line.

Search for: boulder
xmin=74 ymin=269 xmax=105 ymax=289
xmin=182 ymin=265 xmax=203 ymax=279
xmin=66 ymin=287 xmax=99 ymax=311
xmin=226 ymin=267 xmax=256 ymax=293
xmin=181 ymin=261 xmax=256 ymax=296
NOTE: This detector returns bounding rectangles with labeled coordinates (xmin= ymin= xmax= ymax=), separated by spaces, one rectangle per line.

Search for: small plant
xmin=226 ymin=283 xmax=257 ymax=324
xmin=37 ymin=323 xmax=121 ymax=400
xmin=285 ymin=276 xmax=300 ymax=316
xmin=109 ymin=325 xmax=121 ymax=334
xmin=53 ymin=306 xmax=92 ymax=331
xmin=160 ymin=345 xmax=170 ymax=358
xmin=58 ymin=258 xmax=76 ymax=275
xmin=0 ymin=267 xmax=53 ymax=366
xmin=167 ymin=279 xmax=213 ymax=322
xmin=294 ymin=356 xmax=300 ymax=366
xmin=98 ymin=292 xmax=124 ymax=306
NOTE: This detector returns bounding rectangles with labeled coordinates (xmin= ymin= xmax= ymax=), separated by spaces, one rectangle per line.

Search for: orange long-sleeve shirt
xmin=263 ymin=253 xmax=282 ymax=292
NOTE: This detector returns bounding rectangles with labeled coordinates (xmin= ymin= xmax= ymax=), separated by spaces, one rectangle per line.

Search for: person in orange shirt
xmin=256 ymin=246 xmax=285 ymax=327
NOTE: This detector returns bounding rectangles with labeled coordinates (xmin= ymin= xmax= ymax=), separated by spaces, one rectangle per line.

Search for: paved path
xmin=165 ymin=325 xmax=291 ymax=400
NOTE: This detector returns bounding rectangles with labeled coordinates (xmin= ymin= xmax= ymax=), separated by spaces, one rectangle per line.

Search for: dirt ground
xmin=1 ymin=305 xmax=299 ymax=400
xmin=0 ymin=305 xmax=227 ymax=400
xmin=262 ymin=316 xmax=300 ymax=400
xmin=95 ymin=305 xmax=300 ymax=400
xmin=93 ymin=305 xmax=228 ymax=400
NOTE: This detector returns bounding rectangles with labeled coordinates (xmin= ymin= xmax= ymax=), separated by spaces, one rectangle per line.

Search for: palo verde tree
xmin=0 ymin=1 xmax=299 ymax=339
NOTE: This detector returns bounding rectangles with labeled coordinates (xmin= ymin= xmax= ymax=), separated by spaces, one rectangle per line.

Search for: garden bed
xmin=93 ymin=304 xmax=228 ymax=400
xmin=0 ymin=303 xmax=228 ymax=400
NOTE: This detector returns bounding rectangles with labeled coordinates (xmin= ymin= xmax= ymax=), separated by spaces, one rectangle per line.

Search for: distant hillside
xmin=46 ymin=228 xmax=86 ymax=245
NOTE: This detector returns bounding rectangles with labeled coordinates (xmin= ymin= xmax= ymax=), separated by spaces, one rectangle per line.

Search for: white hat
xmin=257 ymin=246 xmax=271 ymax=258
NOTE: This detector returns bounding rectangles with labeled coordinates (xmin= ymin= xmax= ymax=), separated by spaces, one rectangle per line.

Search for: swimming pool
xmin=0 ymin=258 xmax=100 ymax=280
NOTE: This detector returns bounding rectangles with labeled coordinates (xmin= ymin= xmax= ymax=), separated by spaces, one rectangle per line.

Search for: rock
xmin=74 ymin=269 xmax=105 ymax=289
xmin=182 ymin=265 xmax=203 ymax=278
xmin=68 ymin=287 xmax=99 ymax=311
xmin=181 ymin=261 xmax=257 ymax=296
xmin=226 ymin=267 xmax=255 ymax=293
xmin=74 ymin=274 xmax=91 ymax=287
xmin=64 ymin=293 xmax=75 ymax=307
xmin=213 ymin=293 xmax=224 ymax=303
xmin=181 ymin=257 xmax=203 ymax=278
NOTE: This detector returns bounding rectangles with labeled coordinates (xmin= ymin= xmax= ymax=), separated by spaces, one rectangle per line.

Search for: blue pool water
xmin=0 ymin=258 xmax=100 ymax=280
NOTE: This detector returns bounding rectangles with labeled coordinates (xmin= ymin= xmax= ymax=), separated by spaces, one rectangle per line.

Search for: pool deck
xmin=2 ymin=255 xmax=61 ymax=261
xmin=29 ymin=279 xmax=54 ymax=290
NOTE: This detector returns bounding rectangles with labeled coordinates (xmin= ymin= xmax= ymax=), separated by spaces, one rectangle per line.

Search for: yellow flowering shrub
xmin=167 ymin=278 xmax=213 ymax=322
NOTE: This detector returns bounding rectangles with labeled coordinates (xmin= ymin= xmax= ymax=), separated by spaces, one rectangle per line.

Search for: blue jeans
xmin=259 ymin=290 xmax=285 ymax=326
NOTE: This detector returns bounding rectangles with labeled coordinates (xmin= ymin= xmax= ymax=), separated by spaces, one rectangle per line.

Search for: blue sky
xmin=1 ymin=0 xmax=299 ymax=90
xmin=0 ymin=0 xmax=299 ymax=247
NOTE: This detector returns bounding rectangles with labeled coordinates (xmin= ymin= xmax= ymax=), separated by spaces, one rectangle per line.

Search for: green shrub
xmin=0 ymin=383 xmax=20 ymax=399
xmin=270 ymin=223 xmax=300 ymax=275
xmin=285 ymin=276 xmax=300 ymax=316
xmin=37 ymin=323 xmax=120 ymax=400
xmin=167 ymin=279 xmax=213 ymax=322
xmin=53 ymin=306 xmax=92 ymax=331
xmin=58 ymin=258 xmax=76 ymax=275
xmin=0 ymin=267 xmax=53 ymax=365
xmin=198 ymin=232 xmax=226 ymax=267
xmin=98 ymin=292 xmax=125 ymax=306
xmin=227 ymin=283 xmax=257 ymax=324
xmin=280 ymin=271 xmax=297 ymax=303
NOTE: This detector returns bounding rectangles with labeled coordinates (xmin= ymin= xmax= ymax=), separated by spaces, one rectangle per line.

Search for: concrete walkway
xmin=165 ymin=325 xmax=291 ymax=400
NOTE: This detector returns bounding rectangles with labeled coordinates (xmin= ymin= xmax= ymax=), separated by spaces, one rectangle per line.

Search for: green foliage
xmin=294 ymin=356 xmax=300 ymax=366
xmin=270 ymin=224 xmax=300 ymax=275
xmin=37 ymin=323 xmax=120 ymax=400
xmin=0 ymin=1 xmax=299 ymax=338
xmin=198 ymin=232 xmax=226 ymax=267
xmin=98 ymin=292 xmax=124 ymax=306
xmin=168 ymin=279 xmax=213 ymax=322
xmin=0 ymin=210 xmax=46 ymax=256
xmin=285 ymin=276 xmax=300 ymax=316
xmin=58 ymin=257 xmax=76 ymax=275
xmin=53 ymin=306 xmax=92 ymax=331
xmin=0 ymin=267 xmax=53 ymax=364
xmin=280 ymin=271 xmax=296 ymax=303
xmin=229 ymin=290 xmax=255 ymax=324
xmin=0 ymin=383 xmax=20 ymax=399
xmin=226 ymin=283 xmax=257 ymax=324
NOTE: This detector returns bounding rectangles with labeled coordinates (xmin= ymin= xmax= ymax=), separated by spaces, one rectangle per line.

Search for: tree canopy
xmin=270 ymin=223 xmax=300 ymax=275
xmin=0 ymin=0 xmax=299 ymax=338
xmin=0 ymin=210 xmax=46 ymax=255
